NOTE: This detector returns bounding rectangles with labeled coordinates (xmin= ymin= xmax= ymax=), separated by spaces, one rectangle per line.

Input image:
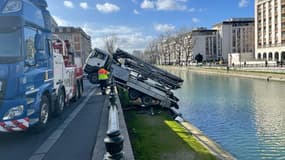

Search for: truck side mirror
xmin=35 ymin=33 xmax=44 ymax=51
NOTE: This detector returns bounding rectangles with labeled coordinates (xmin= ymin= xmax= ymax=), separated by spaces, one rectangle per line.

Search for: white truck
xmin=84 ymin=48 xmax=183 ymax=109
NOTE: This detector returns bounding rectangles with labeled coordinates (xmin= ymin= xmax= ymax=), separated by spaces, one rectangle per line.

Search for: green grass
xmin=117 ymin=86 xmax=216 ymax=160
xmin=124 ymin=110 xmax=216 ymax=160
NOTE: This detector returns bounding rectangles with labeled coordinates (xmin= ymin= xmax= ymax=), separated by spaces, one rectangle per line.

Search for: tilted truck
xmin=84 ymin=48 xmax=183 ymax=109
xmin=0 ymin=0 xmax=78 ymax=132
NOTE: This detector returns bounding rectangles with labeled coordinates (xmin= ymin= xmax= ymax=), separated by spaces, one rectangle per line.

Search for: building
xmin=255 ymin=0 xmax=285 ymax=63
xmin=213 ymin=18 xmax=255 ymax=62
xmin=54 ymin=26 xmax=92 ymax=63
xmin=192 ymin=28 xmax=219 ymax=61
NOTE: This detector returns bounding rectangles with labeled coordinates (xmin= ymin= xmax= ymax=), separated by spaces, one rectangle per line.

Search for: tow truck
xmin=0 ymin=0 xmax=79 ymax=132
xmin=84 ymin=48 xmax=183 ymax=109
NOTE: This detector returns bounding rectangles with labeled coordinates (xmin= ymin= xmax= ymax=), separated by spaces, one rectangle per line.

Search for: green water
xmin=169 ymin=68 xmax=285 ymax=160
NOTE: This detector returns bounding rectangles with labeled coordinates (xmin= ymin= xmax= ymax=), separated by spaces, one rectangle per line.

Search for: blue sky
xmin=46 ymin=0 xmax=254 ymax=52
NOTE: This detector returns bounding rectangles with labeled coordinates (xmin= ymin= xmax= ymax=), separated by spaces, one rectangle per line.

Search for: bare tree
xmin=104 ymin=33 xmax=118 ymax=54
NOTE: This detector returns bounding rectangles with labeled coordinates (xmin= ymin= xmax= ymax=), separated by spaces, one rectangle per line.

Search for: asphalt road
xmin=0 ymin=80 xmax=104 ymax=160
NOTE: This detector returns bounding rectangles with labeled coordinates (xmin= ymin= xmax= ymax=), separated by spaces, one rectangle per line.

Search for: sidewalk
xmin=92 ymin=91 xmax=135 ymax=160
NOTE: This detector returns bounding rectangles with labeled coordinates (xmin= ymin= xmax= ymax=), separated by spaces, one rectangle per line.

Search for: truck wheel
xmin=129 ymin=89 xmax=140 ymax=100
xmin=72 ymin=86 xmax=78 ymax=102
xmin=77 ymin=81 xmax=82 ymax=99
xmin=142 ymin=95 xmax=153 ymax=105
xmin=54 ymin=89 xmax=65 ymax=116
xmin=32 ymin=95 xmax=50 ymax=132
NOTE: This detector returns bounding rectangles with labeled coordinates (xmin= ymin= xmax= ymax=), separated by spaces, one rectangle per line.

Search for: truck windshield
xmin=0 ymin=29 xmax=21 ymax=57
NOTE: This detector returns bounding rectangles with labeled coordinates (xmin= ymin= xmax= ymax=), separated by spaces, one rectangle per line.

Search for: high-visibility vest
xmin=98 ymin=68 xmax=109 ymax=80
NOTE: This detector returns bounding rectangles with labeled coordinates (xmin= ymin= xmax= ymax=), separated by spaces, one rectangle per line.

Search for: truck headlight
xmin=2 ymin=0 xmax=22 ymax=13
xmin=3 ymin=105 xmax=24 ymax=121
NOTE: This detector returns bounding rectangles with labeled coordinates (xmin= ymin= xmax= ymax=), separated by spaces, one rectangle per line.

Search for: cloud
xmin=141 ymin=0 xmax=155 ymax=9
xmin=63 ymin=1 xmax=74 ymax=8
xmin=154 ymin=24 xmax=175 ymax=32
xmin=239 ymin=0 xmax=249 ymax=8
xmin=52 ymin=15 xmax=71 ymax=26
xmin=192 ymin=17 xmax=200 ymax=23
xmin=156 ymin=0 xmax=187 ymax=11
xmin=80 ymin=2 xmax=88 ymax=10
xmin=96 ymin=3 xmax=120 ymax=13
xmin=131 ymin=0 xmax=138 ymax=4
xmin=134 ymin=9 xmax=140 ymax=14
xmin=82 ymin=24 xmax=153 ymax=52
xmin=141 ymin=0 xmax=188 ymax=11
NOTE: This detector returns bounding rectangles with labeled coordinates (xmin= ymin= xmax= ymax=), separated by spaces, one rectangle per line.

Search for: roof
xmin=213 ymin=18 xmax=254 ymax=27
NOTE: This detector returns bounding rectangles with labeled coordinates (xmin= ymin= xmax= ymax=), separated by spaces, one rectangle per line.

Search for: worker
xmin=98 ymin=67 xmax=110 ymax=95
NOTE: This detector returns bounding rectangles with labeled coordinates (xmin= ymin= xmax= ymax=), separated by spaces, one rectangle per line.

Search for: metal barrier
xmin=104 ymin=81 xmax=124 ymax=160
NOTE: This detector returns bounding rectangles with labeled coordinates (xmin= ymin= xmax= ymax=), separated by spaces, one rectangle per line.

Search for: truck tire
xmin=129 ymin=89 xmax=141 ymax=100
xmin=77 ymin=81 xmax=82 ymax=99
xmin=142 ymin=95 xmax=153 ymax=105
xmin=54 ymin=89 xmax=65 ymax=116
xmin=72 ymin=85 xmax=78 ymax=102
xmin=32 ymin=95 xmax=50 ymax=132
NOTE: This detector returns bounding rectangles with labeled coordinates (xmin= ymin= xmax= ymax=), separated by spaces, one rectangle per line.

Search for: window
xmin=24 ymin=28 xmax=37 ymax=64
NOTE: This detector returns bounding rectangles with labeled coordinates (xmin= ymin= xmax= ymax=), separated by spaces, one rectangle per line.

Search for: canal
xmin=168 ymin=68 xmax=285 ymax=160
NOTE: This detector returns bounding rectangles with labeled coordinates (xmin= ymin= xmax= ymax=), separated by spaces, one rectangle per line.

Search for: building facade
xmin=53 ymin=26 xmax=92 ymax=63
xmin=255 ymin=0 xmax=285 ymax=62
xmin=192 ymin=28 xmax=219 ymax=61
xmin=213 ymin=18 xmax=255 ymax=62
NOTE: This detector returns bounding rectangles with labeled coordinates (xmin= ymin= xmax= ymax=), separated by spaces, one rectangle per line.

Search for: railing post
xmin=104 ymin=78 xmax=124 ymax=160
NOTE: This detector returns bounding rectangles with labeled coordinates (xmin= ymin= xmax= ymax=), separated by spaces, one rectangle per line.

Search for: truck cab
xmin=0 ymin=0 xmax=57 ymax=132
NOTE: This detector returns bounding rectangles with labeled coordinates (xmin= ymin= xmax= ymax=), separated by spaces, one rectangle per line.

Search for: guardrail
xmin=104 ymin=80 xmax=124 ymax=160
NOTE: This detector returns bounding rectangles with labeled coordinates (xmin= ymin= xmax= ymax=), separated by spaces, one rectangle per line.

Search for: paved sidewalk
xmin=40 ymin=89 xmax=105 ymax=160
xmin=92 ymin=93 xmax=135 ymax=160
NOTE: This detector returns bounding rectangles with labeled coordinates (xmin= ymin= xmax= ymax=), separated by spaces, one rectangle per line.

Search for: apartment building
xmin=213 ymin=18 xmax=255 ymax=62
xmin=255 ymin=0 xmax=285 ymax=62
xmin=192 ymin=28 xmax=219 ymax=61
xmin=54 ymin=26 xmax=92 ymax=63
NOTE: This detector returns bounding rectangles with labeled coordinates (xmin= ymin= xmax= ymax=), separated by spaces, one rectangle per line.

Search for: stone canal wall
xmin=160 ymin=65 xmax=285 ymax=82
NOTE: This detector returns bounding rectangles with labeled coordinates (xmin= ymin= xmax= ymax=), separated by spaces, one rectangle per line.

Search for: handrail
xmin=104 ymin=80 xmax=124 ymax=160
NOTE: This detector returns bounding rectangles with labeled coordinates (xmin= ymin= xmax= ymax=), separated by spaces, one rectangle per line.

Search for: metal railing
xmin=104 ymin=80 xmax=124 ymax=160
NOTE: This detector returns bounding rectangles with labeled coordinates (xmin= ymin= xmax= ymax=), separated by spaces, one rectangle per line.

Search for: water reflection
xmin=167 ymin=68 xmax=285 ymax=160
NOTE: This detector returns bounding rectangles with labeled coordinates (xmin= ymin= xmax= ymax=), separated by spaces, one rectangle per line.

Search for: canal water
xmin=168 ymin=68 xmax=285 ymax=160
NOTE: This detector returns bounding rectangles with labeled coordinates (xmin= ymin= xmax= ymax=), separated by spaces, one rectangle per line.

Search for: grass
xmin=117 ymin=86 xmax=216 ymax=160
xmin=124 ymin=110 xmax=216 ymax=160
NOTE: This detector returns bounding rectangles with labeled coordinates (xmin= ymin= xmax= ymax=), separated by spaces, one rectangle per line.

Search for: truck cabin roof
xmin=0 ymin=0 xmax=50 ymax=31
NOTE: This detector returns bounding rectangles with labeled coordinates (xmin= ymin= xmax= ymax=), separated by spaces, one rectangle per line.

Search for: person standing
xmin=98 ymin=67 xmax=110 ymax=95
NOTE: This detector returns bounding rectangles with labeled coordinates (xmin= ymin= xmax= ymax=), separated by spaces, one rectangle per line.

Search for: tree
xmin=195 ymin=53 xmax=203 ymax=63
xmin=104 ymin=33 xmax=118 ymax=54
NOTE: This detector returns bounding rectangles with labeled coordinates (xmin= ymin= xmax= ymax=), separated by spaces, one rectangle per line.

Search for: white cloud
xmin=154 ymin=24 xmax=175 ymax=32
xmin=64 ymin=1 xmax=74 ymax=8
xmin=80 ymin=2 xmax=88 ymax=10
xmin=52 ymin=15 xmax=71 ymax=26
xmin=82 ymin=24 xmax=153 ymax=52
xmin=192 ymin=17 xmax=200 ymax=23
xmin=134 ymin=9 xmax=140 ymax=14
xmin=141 ymin=0 xmax=188 ymax=11
xmin=156 ymin=0 xmax=187 ymax=11
xmin=239 ymin=0 xmax=249 ymax=8
xmin=96 ymin=3 xmax=120 ymax=13
xmin=141 ymin=0 xmax=155 ymax=9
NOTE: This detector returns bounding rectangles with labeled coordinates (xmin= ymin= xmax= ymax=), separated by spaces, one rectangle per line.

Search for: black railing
xmin=104 ymin=80 xmax=124 ymax=160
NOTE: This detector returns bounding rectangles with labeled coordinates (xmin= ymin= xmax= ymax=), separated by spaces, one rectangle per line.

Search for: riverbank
xmin=160 ymin=65 xmax=285 ymax=82
xmin=117 ymin=88 xmax=217 ymax=160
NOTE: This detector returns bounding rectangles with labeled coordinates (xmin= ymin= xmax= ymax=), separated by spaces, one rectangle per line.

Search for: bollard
xmin=104 ymin=105 xmax=124 ymax=160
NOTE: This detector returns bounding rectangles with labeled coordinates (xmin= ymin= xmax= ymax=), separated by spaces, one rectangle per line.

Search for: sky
xmin=46 ymin=0 xmax=254 ymax=52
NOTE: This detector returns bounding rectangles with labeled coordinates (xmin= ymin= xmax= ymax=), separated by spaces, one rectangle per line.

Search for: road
xmin=0 ymin=80 xmax=105 ymax=160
